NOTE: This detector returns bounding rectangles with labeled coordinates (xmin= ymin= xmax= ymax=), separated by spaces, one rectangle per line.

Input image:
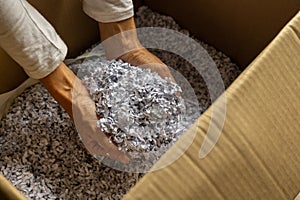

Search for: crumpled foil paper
xmin=0 ymin=6 xmax=241 ymax=198
xmin=74 ymin=58 xmax=186 ymax=153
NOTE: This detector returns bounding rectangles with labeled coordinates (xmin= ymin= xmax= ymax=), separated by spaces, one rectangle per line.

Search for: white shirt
xmin=0 ymin=0 xmax=133 ymax=79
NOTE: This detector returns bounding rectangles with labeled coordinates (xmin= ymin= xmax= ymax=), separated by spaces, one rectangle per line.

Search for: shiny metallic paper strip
xmin=74 ymin=58 xmax=186 ymax=154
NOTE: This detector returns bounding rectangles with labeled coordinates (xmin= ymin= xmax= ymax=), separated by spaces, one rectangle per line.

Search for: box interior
xmin=1 ymin=0 xmax=299 ymax=93
xmin=124 ymin=10 xmax=300 ymax=200
xmin=143 ymin=0 xmax=300 ymax=68
xmin=0 ymin=1 xmax=299 ymax=199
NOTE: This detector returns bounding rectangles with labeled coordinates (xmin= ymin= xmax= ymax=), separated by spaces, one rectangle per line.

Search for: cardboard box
xmin=0 ymin=0 xmax=141 ymax=93
xmin=0 ymin=1 xmax=299 ymax=199
xmin=124 ymin=9 xmax=300 ymax=200
xmin=144 ymin=0 xmax=300 ymax=68
xmin=0 ymin=175 xmax=26 ymax=200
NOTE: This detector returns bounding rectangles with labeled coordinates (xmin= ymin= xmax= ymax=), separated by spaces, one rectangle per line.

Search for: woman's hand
xmin=40 ymin=62 xmax=129 ymax=163
xmin=99 ymin=17 xmax=175 ymax=82
xmin=72 ymin=77 xmax=129 ymax=163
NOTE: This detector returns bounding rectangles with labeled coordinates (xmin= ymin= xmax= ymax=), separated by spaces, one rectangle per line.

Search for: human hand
xmin=98 ymin=17 xmax=175 ymax=82
xmin=72 ymin=79 xmax=130 ymax=163
xmin=118 ymin=47 xmax=175 ymax=82
xmin=41 ymin=63 xmax=129 ymax=163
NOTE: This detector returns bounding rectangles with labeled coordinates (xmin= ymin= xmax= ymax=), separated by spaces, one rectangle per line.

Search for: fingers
xmin=137 ymin=63 xmax=176 ymax=83
xmin=74 ymin=109 xmax=130 ymax=164
xmin=88 ymin=130 xmax=130 ymax=164
xmin=77 ymin=122 xmax=131 ymax=164
xmin=117 ymin=48 xmax=176 ymax=82
xmin=72 ymin=82 xmax=130 ymax=164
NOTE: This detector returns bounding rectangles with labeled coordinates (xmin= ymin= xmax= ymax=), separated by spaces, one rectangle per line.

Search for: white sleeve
xmin=82 ymin=0 xmax=134 ymax=23
xmin=0 ymin=0 xmax=67 ymax=80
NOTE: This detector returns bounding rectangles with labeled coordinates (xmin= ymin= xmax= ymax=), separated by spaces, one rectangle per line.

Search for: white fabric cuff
xmin=0 ymin=0 xmax=67 ymax=80
xmin=82 ymin=0 xmax=134 ymax=23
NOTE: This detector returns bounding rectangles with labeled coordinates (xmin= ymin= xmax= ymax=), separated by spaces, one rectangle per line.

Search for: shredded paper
xmin=73 ymin=58 xmax=187 ymax=154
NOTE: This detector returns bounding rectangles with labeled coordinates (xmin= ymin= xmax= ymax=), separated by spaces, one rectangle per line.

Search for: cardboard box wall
xmin=0 ymin=0 xmax=300 ymax=199
xmin=1 ymin=0 xmax=299 ymax=93
xmin=144 ymin=0 xmax=300 ymax=68
xmin=124 ymin=10 xmax=300 ymax=200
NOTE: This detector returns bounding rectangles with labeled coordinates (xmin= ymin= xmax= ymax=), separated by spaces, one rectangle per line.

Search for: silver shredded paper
xmin=75 ymin=58 xmax=186 ymax=153
xmin=0 ymin=6 xmax=241 ymax=199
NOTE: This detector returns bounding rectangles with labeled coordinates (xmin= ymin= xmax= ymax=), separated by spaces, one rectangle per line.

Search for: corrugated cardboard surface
xmin=124 ymin=11 xmax=300 ymax=200
xmin=0 ymin=174 xmax=26 ymax=200
xmin=144 ymin=0 xmax=300 ymax=68
xmin=1 ymin=2 xmax=299 ymax=200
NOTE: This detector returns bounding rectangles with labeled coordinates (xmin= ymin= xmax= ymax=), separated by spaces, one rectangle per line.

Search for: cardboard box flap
xmin=124 ymin=11 xmax=300 ymax=200
xmin=0 ymin=174 xmax=26 ymax=200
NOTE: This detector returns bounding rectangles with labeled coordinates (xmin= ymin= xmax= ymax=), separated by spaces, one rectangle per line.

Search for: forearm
xmin=0 ymin=0 xmax=67 ymax=80
xmin=97 ymin=16 xmax=174 ymax=81
xmin=98 ymin=17 xmax=137 ymax=40
xmin=98 ymin=17 xmax=142 ymax=60
xmin=40 ymin=62 xmax=75 ymax=118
